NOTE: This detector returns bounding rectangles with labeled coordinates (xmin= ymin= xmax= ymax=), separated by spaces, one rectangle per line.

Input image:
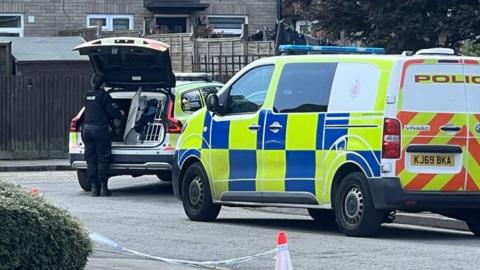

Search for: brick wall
xmin=200 ymin=0 xmax=277 ymax=33
xmin=0 ymin=0 xmax=277 ymax=37
xmin=0 ymin=0 xmax=149 ymax=36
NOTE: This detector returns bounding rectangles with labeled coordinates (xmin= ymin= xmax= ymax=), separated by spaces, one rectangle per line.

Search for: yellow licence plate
xmin=410 ymin=153 xmax=455 ymax=167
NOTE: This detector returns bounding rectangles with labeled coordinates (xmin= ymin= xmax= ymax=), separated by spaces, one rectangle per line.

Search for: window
xmin=0 ymin=14 xmax=23 ymax=37
xmin=225 ymin=65 xmax=274 ymax=114
xmin=155 ymin=16 xmax=188 ymax=34
xmin=464 ymin=65 xmax=480 ymax=113
xmin=402 ymin=64 xmax=466 ymax=112
xmin=274 ymin=63 xmax=337 ymax=113
xmin=181 ymin=90 xmax=203 ymax=113
xmin=87 ymin=14 xmax=133 ymax=31
xmin=208 ymin=16 xmax=248 ymax=37
xmin=328 ymin=63 xmax=380 ymax=112
xmin=295 ymin=20 xmax=318 ymax=34
xmin=201 ymin=86 xmax=221 ymax=98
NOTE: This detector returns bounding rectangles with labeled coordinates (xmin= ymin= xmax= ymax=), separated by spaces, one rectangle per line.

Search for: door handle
xmin=269 ymin=122 xmax=283 ymax=133
xmin=248 ymin=124 xmax=261 ymax=131
xmin=440 ymin=125 xmax=461 ymax=133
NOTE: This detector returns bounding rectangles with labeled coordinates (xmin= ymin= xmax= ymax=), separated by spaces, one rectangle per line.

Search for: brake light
xmin=69 ymin=107 xmax=85 ymax=132
xmin=166 ymin=99 xmax=182 ymax=134
xmin=382 ymin=118 xmax=401 ymax=159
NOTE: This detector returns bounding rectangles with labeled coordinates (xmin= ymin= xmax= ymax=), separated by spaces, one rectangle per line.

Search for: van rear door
xmin=396 ymin=59 xmax=468 ymax=192
xmin=464 ymin=59 xmax=480 ymax=191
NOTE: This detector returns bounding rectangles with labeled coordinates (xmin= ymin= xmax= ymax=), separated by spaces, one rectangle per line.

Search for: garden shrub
xmin=0 ymin=180 xmax=92 ymax=270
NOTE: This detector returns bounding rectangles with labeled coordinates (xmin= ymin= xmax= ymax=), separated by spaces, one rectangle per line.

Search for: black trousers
xmin=82 ymin=124 xmax=111 ymax=185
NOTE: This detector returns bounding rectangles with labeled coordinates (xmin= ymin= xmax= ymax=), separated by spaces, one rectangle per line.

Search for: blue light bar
xmin=279 ymin=45 xmax=385 ymax=54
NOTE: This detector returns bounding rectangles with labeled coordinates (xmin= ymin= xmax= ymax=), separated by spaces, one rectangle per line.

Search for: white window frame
xmin=207 ymin=15 xmax=248 ymax=36
xmin=86 ymin=14 xmax=134 ymax=31
xmin=154 ymin=14 xmax=190 ymax=33
xmin=295 ymin=19 xmax=318 ymax=34
xmin=0 ymin=13 xmax=24 ymax=37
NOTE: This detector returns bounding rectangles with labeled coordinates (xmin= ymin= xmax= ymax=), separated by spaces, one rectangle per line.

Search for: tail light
xmin=166 ymin=98 xmax=182 ymax=134
xmin=382 ymin=118 xmax=401 ymax=159
xmin=69 ymin=107 xmax=85 ymax=132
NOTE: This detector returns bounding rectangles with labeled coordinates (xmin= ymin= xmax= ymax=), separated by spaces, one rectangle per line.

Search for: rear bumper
xmin=69 ymin=153 xmax=173 ymax=172
xmin=368 ymin=177 xmax=480 ymax=210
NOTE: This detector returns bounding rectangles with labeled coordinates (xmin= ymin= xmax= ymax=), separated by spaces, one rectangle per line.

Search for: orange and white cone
xmin=275 ymin=231 xmax=293 ymax=270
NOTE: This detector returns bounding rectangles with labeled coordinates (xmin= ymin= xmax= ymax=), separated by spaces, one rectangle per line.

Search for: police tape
xmin=90 ymin=231 xmax=278 ymax=268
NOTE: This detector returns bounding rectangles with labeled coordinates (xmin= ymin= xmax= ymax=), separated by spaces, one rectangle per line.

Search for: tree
xmin=296 ymin=0 xmax=480 ymax=53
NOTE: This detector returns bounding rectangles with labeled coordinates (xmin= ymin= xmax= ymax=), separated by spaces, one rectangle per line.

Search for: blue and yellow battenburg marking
xmin=178 ymin=110 xmax=382 ymax=204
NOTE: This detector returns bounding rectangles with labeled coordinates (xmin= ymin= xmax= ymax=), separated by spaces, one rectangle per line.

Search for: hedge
xmin=0 ymin=180 xmax=92 ymax=270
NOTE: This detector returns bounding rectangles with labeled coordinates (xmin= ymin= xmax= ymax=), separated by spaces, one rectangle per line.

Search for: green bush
xmin=0 ymin=180 xmax=92 ymax=270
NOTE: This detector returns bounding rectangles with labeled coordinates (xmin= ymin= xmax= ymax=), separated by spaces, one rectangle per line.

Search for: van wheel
xmin=308 ymin=209 xmax=336 ymax=226
xmin=77 ymin=170 xmax=91 ymax=192
xmin=334 ymin=172 xmax=383 ymax=237
xmin=181 ymin=162 xmax=220 ymax=221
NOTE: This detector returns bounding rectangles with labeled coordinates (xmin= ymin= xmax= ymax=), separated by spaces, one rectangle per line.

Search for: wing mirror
xmin=206 ymin=94 xmax=222 ymax=114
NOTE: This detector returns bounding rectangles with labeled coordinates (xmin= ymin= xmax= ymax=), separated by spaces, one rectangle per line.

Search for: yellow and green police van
xmin=172 ymin=45 xmax=480 ymax=237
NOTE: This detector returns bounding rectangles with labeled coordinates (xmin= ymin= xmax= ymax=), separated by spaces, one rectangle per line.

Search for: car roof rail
xmin=174 ymin=72 xmax=212 ymax=82
xmin=278 ymin=45 xmax=385 ymax=55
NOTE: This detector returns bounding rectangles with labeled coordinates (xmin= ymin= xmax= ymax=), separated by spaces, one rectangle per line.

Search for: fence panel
xmin=0 ymin=75 xmax=90 ymax=159
xmin=192 ymin=54 xmax=272 ymax=83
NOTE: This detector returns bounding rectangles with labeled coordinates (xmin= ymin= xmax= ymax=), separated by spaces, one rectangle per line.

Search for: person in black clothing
xmin=82 ymin=73 xmax=121 ymax=196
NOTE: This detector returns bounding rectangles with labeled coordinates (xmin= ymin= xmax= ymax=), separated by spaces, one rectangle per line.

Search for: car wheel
xmin=334 ymin=172 xmax=383 ymax=237
xmin=181 ymin=162 xmax=220 ymax=221
xmin=77 ymin=170 xmax=91 ymax=192
xmin=156 ymin=172 xmax=172 ymax=182
xmin=466 ymin=216 xmax=480 ymax=237
xmin=308 ymin=209 xmax=336 ymax=226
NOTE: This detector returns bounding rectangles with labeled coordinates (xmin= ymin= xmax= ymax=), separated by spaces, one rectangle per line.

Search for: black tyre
xmin=308 ymin=209 xmax=336 ymax=226
xmin=466 ymin=217 xmax=480 ymax=237
xmin=77 ymin=170 xmax=91 ymax=192
xmin=156 ymin=172 xmax=172 ymax=182
xmin=334 ymin=172 xmax=383 ymax=237
xmin=181 ymin=162 xmax=221 ymax=221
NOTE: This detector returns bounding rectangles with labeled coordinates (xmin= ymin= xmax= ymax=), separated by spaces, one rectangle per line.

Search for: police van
xmin=173 ymin=45 xmax=480 ymax=237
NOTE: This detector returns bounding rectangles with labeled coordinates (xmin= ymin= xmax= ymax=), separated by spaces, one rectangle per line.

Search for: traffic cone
xmin=275 ymin=231 xmax=293 ymax=270
xmin=31 ymin=188 xmax=43 ymax=197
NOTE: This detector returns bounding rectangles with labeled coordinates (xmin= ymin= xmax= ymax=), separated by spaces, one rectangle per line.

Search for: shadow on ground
xmin=77 ymin=180 xmax=174 ymax=198
xmin=215 ymin=217 xmax=475 ymax=242
xmin=111 ymin=182 xmax=174 ymax=196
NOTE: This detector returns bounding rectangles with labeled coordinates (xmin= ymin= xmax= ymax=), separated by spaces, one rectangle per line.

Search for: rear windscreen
xmin=402 ymin=64 xmax=466 ymax=112
xmin=464 ymin=65 xmax=480 ymax=113
xmin=85 ymin=46 xmax=175 ymax=88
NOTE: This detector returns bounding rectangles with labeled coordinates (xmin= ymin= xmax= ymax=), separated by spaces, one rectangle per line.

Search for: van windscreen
xmin=402 ymin=64 xmax=466 ymax=113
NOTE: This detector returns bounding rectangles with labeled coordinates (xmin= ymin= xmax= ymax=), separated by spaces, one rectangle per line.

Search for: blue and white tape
xmin=90 ymin=231 xmax=278 ymax=268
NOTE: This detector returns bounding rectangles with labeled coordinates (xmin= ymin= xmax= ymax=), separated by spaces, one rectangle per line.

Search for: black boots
xmin=91 ymin=183 xmax=111 ymax=196
xmin=100 ymin=182 xmax=112 ymax=196
xmin=91 ymin=184 xmax=100 ymax=197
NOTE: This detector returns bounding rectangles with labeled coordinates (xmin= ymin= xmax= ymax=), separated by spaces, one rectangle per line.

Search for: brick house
xmin=0 ymin=0 xmax=277 ymax=37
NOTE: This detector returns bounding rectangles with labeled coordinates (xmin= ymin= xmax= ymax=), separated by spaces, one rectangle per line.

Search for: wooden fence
xmin=59 ymin=28 xmax=275 ymax=73
xmin=192 ymin=55 xmax=272 ymax=82
xmin=145 ymin=34 xmax=275 ymax=74
xmin=0 ymin=75 xmax=90 ymax=159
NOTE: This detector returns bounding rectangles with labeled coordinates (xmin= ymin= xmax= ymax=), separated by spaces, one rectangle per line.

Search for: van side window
xmin=181 ymin=90 xmax=202 ymax=113
xmin=273 ymin=63 xmax=337 ymax=113
xmin=328 ymin=63 xmax=380 ymax=112
xmin=225 ymin=65 xmax=274 ymax=114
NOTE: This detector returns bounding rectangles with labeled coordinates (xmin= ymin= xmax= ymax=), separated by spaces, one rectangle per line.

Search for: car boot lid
xmin=74 ymin=37 xmax=176 ymax=90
